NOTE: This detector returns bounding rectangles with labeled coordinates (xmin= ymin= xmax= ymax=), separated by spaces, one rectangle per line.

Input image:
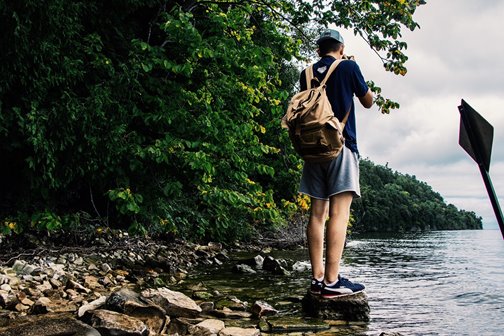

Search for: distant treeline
xmin=353 ymin=159 xmax=483 ymax=232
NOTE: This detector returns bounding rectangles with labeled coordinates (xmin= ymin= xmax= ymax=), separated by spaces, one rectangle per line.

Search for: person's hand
xmin=342 ymin=54 xmax=355 ymax=61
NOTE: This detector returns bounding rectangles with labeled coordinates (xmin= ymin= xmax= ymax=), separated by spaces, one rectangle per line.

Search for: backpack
xmin=281 ymin=60 xmax=349 ymax=162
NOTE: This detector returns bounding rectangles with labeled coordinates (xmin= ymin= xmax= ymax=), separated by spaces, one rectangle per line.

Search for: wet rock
xmin=0 ymin=315 xmax=100 ymax=336
xmin=232 ymin=264 xmax=256 ymax=274
xmin=380 ymin=332 xmax=405 ymax=336
xmin=84 ymin=309 xmax=149 ymax=336
xmin=263 ymin=256 xmax=290 ymax=276
xmin=302 ymin=291 xmax=370 ymax=321
xmin=250 ymin=300 xmax=278 ymax=318
xmin=215 ymin=296 xmax=248 ymax=311
xmin=218 ymin=327 xmax=260 ymax=336
xmin=141 ymin=287 xmax=202 ymax=317
xmin=211 ymin=307 xmax=253 ymax=319
xmin=260 ymin=316 xmax=330 ymax=333
xmin=242 ymin=255 xmax=264 ymax=269
xmin=188 ymin=318 xmax=225 ymax=335
xmin=292 ymin=260 xmax=311 ymax=272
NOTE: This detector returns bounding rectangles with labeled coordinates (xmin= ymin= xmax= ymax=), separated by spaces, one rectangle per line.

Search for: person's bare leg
xmin=324 ymin=192 xmax=353 ymax=284
xmin=306 ymin=198 xmax=329 ymax=279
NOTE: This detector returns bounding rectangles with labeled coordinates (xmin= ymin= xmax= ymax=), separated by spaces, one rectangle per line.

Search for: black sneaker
xmin=321 ymin=275 xmax=365 ymax=298
xmin=310 ymin=278 xmax=324 ymax=294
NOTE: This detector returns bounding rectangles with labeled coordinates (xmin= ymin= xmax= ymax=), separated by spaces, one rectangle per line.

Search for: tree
xmin=0 ymin=0 xmax=429 ymax=241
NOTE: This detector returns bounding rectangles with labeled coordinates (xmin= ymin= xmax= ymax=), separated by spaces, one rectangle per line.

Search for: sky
xmin=323 ymin=1 xmax=504 ymax=229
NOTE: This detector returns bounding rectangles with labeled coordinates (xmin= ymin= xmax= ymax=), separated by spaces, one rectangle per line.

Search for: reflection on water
xmin=184 ymin=230 xmax=504 ymax=335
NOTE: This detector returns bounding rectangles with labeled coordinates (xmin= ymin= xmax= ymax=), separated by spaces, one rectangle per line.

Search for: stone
xmin=263 ymin=256 xmax=290 ymax=276
xmin=36 ymin=281 xmax=53 ymax=294
xmin=141 ymin=287 xmax=202 ymax=317
xmin=101 ymin=263 xmax=112 ymax=273
xmin=200 ymin=301 xmax=214 ymax=312
xmin=292 ymin=260 xmax=311 ymax=272
xmin=242 ymin=255 xmax=264 ymax=269
xmin=165 ymin=317 xmax=195 ymax=335
xmin=78 ymin=296 xmax=108 ymax=317
xmin=0 ymin=284 xmax=12 ymax=292
xmin=0 ymin=292 xmax=18 ymax=309
xmin=250 ymin=300 xmax=278 ymax=318
xmin=211 ymin=307 xmax=252 ymax=319
xmin=0 ymin=315 xmax=100 ymax=336
xmin=261 ymin=316 xmax=330 ymax=333
xmin=302 ymin=291 xmax=370 ymax=321
xmin=218 ymin=327 xmax=260 ymax=336
xmin=188 ymin=319 xmax=225 ymax=335
xmin=68 ymin=280 xmax=92 ymax=293
xmin=84 ymin=275 xmax=101 ymax=289
xmin=84 ymin=309 xmax=149 ymax=336
xmin=232 ymin=264 xmax=257 ymax=274
xmin=106 ymin=288 xmax=166 ymax=334
xmin=31 ymin=297 xmax=52 ymax=314
xmin=380 ymin=332 xmax=405 ymax=336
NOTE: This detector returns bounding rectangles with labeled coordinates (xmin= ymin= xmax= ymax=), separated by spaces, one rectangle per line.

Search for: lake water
xmin=186 ymin=230 xmax=504 ymax=335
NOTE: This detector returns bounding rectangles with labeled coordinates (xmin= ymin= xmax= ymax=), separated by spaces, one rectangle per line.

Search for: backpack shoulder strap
xmin=305 ymin=65 xmax=314 ymax=90
xmin=320 ymin=59 xmax=342 ymax=86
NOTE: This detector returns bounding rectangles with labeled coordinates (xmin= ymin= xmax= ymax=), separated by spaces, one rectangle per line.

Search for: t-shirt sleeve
xmin=351 ymin=63 xmax=369 ymax=98
xmin=300 ymin=69 xmax=307 ymax=91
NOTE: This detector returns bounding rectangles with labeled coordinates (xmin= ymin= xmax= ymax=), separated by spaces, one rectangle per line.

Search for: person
xmin=299 ymin=29 xmax=373 ymax=298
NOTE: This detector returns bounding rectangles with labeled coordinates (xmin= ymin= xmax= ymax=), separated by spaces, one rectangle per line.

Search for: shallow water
xmin=183 ymin=230 xmax=504 ymax=335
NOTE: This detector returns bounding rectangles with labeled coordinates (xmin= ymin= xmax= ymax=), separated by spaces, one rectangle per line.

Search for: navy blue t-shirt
xmin=300 ymin=56 xmax=368 ymax=154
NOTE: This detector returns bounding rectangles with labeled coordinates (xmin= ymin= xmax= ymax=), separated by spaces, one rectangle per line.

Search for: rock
xmin=292 ymin=260 xmax=311 ymax=272
xmin=67 ymin=280 xmax=91 ymax=294
xmin=218 ymin=327 xmax=260 ymax=336
xmin=380 ymin=332 xmax=405 ymax=336
xmin=250 ymin=300 xmax=278 ymax=318
xmin=31 ymin=297 xmax=53 ymax=314
xmin=0 ymin=284 xmax=12 ymax=292
xmin=105 ymin=288 xmax=167 ymax=334
xmin=83 ymin=309 xmax=149 ymax=336
xmin=78 ymin=296 xmax=108 ymax=317
xmin=164 ymin=317 xmax=203 ymax=335
xmin=0 ymin=315 xmax=100 ymax=336
xmin=101 ymin=263 xmax=112 ymax=273
xmin=199 ymin=302 xmax=214 ymax=312
xmin=260 ymin=316 xmax=330 ymax=333
xmin=263 ymin=256 xmax=290 ymax=276
xmin=0 ymin=292 xmax=18 ymax=309
xmin=215 ymin=296 xmax=248 ymax=311
xmin=11 ymin=261 xmax=40 ymax=276
xmin=242 ymin=255 xmax=264 ymax=269
xmin=232 ymin=264 xmax=257 ymax=274
xmin=83 ymin=275 xmax=101 ymax=290
xmin=211 ymin=307 xmax=252 ymax=319
xmin=36 ymin=281 xmax=53 ymax=294
xmin=188 ymin=319 xmax=225 ymax=335
xmin=141 ymin=287 xmax=202 ymax=317
xmin=302 ymin=291 xmax=370 ymax=321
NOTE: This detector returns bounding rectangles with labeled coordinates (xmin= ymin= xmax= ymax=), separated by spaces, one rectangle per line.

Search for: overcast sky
xmin=321 ymin=1 xmax=504 ymax=229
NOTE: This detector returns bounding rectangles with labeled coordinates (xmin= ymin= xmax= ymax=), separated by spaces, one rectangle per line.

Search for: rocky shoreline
xmin=0 ymin=232 xmax=398 ymax=335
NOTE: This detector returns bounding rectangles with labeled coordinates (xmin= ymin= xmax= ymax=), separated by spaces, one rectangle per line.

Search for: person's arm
xmin=358 ymin=88 xmax=373 ymax=109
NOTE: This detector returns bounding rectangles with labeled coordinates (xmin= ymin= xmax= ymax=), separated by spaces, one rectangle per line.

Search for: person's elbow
xmin=359 ymin=89 xmax=374 ymax=109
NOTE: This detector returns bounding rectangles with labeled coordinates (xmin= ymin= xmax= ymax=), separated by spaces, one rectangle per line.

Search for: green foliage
xmin=0 ymin=0 xmax=438 ymax=242
xmin=352 ymin=159 xmax=483 ymax=232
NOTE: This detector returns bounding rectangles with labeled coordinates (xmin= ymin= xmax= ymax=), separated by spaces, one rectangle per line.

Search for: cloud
xmin=331 ymin=1 xmax=504 ymax=228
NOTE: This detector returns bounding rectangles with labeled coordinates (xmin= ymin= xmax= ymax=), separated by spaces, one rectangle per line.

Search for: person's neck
xmin=322 ymin=51 xmax=342 ymax=60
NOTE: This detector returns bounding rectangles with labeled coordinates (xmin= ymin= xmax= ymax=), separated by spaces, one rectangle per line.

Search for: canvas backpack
xmin=281 ymin=60 xmax=349 ymax=162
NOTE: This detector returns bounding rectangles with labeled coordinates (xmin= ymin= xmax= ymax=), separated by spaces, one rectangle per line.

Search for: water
xmin=183 ymin=230 xmax=504 ymax=335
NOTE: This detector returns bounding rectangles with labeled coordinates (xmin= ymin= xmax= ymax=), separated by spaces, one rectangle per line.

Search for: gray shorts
xmin=299 ymin=146 xmax=360 ymax=200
